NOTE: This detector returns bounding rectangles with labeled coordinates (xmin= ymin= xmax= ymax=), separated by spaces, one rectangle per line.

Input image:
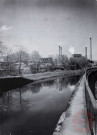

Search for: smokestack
xmin=61 ymin=47 xmax=62 ymax=56
xmin=85 ymin=47 xmax=87 ymax=59
xmin=59 ymin=46 xmax=62 ymax=65
xmin=59 ymin=46 xmax=60 ymax=57
xmin=90 ymin=37 xmax=92 ymax=61
xmin=59 ymin=46 xmax=61 ymax=64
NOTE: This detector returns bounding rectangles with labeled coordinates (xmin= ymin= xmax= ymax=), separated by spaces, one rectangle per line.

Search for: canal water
xmin=0 ymin=75 xmax=81 ymax=135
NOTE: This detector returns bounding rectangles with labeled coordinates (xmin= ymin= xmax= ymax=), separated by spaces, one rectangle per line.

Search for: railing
xmin=85 ymin=67 xmax=97 ymax=135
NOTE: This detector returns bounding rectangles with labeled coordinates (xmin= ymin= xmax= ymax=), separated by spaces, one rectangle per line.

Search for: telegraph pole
xmin=90 ymin=37 xmax=92 ymax=61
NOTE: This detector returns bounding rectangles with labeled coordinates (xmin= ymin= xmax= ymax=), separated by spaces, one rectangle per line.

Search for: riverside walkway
xmin=53 ymin=67 xmax=97 ymax=135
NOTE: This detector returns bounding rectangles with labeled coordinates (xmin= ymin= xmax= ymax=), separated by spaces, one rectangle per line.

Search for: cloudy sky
xmin=0 ymin=0 xmax=97 ymax=59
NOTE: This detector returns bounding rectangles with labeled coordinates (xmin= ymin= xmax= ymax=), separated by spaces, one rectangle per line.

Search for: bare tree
xmin=0 ymin=42 xmax=11 ymax=75
xmin=30 ymin=51 xmax=41 ymax=63
xmin=3 ymin=47 xmax=17 ymax=75
xmin=3 ymin=48 xmax=30 ymax=75
xmin=0 ymin=41 xmax=7 ymax=58
xmin=61 ymin=55 xmax=69 ymax=68
xmin=54 ymin=54 xmax=69 ymax=69
xmin=15 ymin=50 xmax=30 ymax=74
xmin=30 ymin=51 xmax=41 ymax=73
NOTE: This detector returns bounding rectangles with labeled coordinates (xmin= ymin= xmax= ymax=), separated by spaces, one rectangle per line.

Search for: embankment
xmin=22 ymin=69 xmax=85 ymax=81
xmin=0 ymin=69 xmax=84 ymax=93
xmin=0 ymin=77 xmax=32 ymax=93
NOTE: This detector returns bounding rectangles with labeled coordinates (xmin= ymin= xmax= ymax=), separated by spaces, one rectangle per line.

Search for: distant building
xmin=73 ymin=54 xmax=82 ymax=58
xmin=41 ymin=57 xmax=53 ymax=63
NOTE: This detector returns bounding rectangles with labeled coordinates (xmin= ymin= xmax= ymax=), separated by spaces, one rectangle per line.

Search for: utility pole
xmin=90 ymin=37 xmax=92 ymax=61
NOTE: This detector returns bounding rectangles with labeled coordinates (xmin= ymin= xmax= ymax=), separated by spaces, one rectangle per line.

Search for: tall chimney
xmin=85 ymin=47 xmax=87 ymax=59
xmin=59 ymin=46 xmax=60 ymax=57
xmin=61 ymin=47 xmax=62 ymax=56
xmin=90 ymin=37 xmax=92 ymax=61
xmin=59 ymin=46 xmax=61 ymax=64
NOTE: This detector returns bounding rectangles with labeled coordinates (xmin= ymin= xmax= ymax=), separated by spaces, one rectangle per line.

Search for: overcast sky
xmin=0 ymin=0 xmax=97 ymax=59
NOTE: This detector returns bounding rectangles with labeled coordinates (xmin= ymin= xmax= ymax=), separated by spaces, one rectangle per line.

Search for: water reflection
xmin=0 ymin=75 xmax=81 ymax=135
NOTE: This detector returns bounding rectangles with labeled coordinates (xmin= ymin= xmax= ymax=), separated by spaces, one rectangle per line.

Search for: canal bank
xmin=0 ymin=69 xmax=84 ymax=94
xmin=53 ymin=75 xmax=91 ymax=135
xmin=0 ymin=69 xmax=84 ymax=82
xmin=22 ymin=69 xmax=84 ymax=81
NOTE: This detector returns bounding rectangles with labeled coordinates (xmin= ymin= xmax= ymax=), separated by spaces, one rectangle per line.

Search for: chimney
xmin=90 ymin=37 xmax=92 ymax=61
xmin=85 ymin=47 xmax=87 ymax=59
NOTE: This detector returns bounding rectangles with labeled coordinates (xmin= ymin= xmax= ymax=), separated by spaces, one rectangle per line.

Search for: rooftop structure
xmin=73 ymin=54 xmax=82 ymax=58
xmin=41 ymin=57 xmax=53 ymax=63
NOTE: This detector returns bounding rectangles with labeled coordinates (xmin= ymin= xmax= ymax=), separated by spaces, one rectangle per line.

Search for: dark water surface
xmin=0 ymin=75 xmax=81 ymax=135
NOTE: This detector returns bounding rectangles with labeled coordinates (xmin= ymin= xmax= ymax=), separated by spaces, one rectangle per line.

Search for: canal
xmin=0 ymin=75 xmax=81 ymax=135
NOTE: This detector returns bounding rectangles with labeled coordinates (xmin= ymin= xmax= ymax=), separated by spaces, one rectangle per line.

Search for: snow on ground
xmin=23 ymin=71 xmax=63 ymax=80
xmin=22 ymin=70 xmax=84 ymax=81
xmin=0 ymin=69 xmax=84 ymax=80
xmin=53 ymin=76 xmax=91 ymax=135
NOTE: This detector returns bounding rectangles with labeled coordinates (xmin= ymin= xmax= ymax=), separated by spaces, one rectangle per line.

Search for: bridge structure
xmin=53 ymin=67 xmax=97 ymax=135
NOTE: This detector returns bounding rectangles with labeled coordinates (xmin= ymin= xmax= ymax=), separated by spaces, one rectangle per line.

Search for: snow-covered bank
xmin=53 ymin=76 xmax=91 ymax=135
xmin=0 ymin=69 xmax=84 ymax=83
xmin=22 ymin=69 xmax=84 ymax=81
